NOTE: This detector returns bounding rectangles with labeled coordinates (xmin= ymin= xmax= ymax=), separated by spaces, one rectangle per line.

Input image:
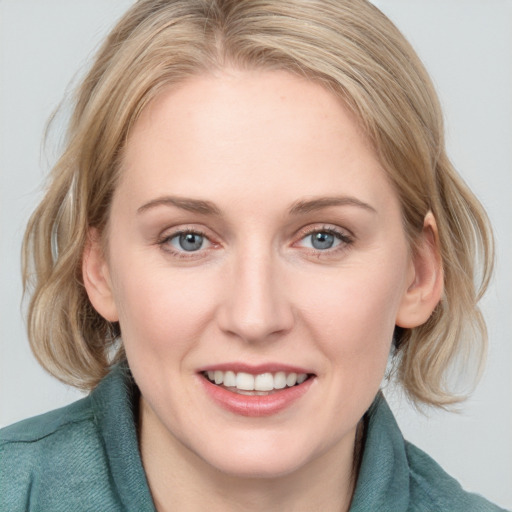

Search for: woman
xmin=0 ymin=0 xmax=507 ymax=510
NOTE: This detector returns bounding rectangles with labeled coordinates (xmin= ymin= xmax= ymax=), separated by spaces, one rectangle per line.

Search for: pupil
xmin=312 ymin=232 xmax=334 ymax=250
xmin=179 ymin=233 xmax=203 ymax=251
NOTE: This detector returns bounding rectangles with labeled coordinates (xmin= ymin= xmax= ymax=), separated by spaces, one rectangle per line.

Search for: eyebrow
xmin=288 ymin=196 xmax=377 ymax=215
xmin=137 ymin=195 xmax=376 ymax=216
xmin=137 ymin=196 xmax=222 ymax=216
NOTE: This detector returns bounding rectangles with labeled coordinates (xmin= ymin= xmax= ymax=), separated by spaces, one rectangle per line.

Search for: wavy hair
xmin=22 ymin=0 xmax=494 ymax=406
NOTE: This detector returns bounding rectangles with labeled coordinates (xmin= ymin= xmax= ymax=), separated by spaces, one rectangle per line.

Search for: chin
xmin=205 ymin=451 xmax=311 ymax=480
xmin=191 ymin=430 xmax=323 ymax=480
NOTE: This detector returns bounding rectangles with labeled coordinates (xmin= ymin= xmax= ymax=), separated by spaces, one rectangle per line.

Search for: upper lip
xmin=197 ymin=362 xmax=315 ymax=375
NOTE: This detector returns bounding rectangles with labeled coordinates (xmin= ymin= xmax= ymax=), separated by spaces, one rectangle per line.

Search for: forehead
xmin=117 ymin=69 xmax=397 ymax=216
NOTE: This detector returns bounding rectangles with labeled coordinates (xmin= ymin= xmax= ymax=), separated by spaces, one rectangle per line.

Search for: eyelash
xmin=295 ymin=225 xmax=354 ymax=256
xmin=157 ymin=228 xmax=212 ymax=260
xmin=157 ymin=225 xmax=354 ymax=260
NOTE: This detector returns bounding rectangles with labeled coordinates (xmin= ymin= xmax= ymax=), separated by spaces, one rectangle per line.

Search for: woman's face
xmin=92 ymin=70 xmax=417 ymax=477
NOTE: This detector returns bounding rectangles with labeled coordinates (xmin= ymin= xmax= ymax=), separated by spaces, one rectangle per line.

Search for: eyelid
xmin=295 ymin=224 xmax=353 ymax=242
xmin=169 ymin=230 xmax=213 ymax=251
xmin=293 ymin=224 xmax=354 ymax=253
xmin=155 ymin=223 xmax=354 ymax=260
xmin=156 ymin=225 xmax=218 ymax=260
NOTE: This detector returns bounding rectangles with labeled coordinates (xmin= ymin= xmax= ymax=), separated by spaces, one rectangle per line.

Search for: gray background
xmin=1 ymin=1 xmax=510 ymax=508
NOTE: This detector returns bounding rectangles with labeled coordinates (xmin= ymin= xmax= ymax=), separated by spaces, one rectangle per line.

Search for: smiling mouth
xmin=202 ymin=370 xmax=314 ymax=395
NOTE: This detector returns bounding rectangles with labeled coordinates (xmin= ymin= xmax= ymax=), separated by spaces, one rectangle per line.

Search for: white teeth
xmin=297 ymin=373 xmax=307 ymax=384
xmin=223 ymin=370 xmax=236 ymax=387
xmin=204 ymin=370 xmax=310 ymax=392
xmin=254 ymin=373 xmax=274 ymax=391
xmin=286 ymin=373 xmax=298 ymax=387
xmin=236 ymin=372 xmax=255 ymax=390
xmin=274 ymin=372 xmax=287 ymax=389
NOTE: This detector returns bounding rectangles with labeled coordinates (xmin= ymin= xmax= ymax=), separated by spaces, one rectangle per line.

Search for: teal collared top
xmin=1 ymin=365 xmax=507 ymax=511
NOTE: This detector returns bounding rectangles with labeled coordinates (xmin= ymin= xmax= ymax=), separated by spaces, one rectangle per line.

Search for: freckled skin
xmin=87 ymin=69 xmax=421 ymax=509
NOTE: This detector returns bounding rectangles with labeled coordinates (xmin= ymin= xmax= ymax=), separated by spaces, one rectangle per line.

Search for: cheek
xmin=299 ymin=258 xmax=407 ymax=367
xmin=110 ymin=262 xmax=217 ymax=356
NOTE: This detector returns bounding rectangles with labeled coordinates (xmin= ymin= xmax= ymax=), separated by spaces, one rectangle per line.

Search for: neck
xmin=139 ymin=398 xmax=361 ymax=512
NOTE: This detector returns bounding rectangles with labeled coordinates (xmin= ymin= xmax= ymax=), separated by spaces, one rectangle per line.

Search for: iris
xmin=311 ymin=232 xmax=335 ymax=250
xmin=178 ymin=233 xmax=204 ymax=251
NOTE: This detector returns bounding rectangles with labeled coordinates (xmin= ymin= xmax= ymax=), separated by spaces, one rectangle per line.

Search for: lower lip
xmin=199 ymin=375 xmax=315 ymax=417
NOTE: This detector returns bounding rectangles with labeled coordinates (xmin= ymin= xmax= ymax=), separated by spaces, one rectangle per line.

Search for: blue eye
xmin=310 ymin=232 xmax=337 ymax=250
xmin=298 ymin=228 xmax=351 ymax=252
xmin=170 ymin=232 xmax=208 ymax=252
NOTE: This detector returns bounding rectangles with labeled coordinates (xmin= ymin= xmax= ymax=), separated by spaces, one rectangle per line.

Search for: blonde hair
xmin=23 ymin=0 xmax=493 ymax=406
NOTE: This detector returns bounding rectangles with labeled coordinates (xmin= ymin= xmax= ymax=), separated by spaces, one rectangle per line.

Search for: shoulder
xmin=0 ymin=394 xmax=107 ymax=473
xmin=0 ymin=395 xmax=100 ymax=476
xmin=404 ymin=438 xmax=507 ymax=512
xmin=351 ymin=394 xmax=508 ymax=512
xmin=1 ymin=393 xmax=93 ymax=444
xmin=0 ymin=389 xmax=122 ymax=511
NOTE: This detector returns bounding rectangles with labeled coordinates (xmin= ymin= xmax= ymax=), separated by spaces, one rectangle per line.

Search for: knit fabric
xmin=1 ymin=364 xmax=507 ymax=511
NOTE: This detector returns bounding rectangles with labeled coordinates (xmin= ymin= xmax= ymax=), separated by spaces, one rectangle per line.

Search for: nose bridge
xmin=219 ymin=242 xmax=293 ymax=343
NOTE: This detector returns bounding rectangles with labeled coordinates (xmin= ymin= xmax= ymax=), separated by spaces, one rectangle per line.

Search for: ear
xmin=396 ymin=212 xmax=444 ymax=328
xmin=82 ymin=228 xmax=119 ymax=322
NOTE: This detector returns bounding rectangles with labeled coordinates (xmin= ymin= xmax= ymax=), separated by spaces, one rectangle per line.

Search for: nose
xmin=217 ymin=250 xmax=294 ymax=343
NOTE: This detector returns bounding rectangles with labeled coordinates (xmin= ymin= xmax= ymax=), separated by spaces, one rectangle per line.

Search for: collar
xmin=350 ymin=392 xmax=410 ymax=511
xmin=90 ymin=363 xmax=156 ymax=511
